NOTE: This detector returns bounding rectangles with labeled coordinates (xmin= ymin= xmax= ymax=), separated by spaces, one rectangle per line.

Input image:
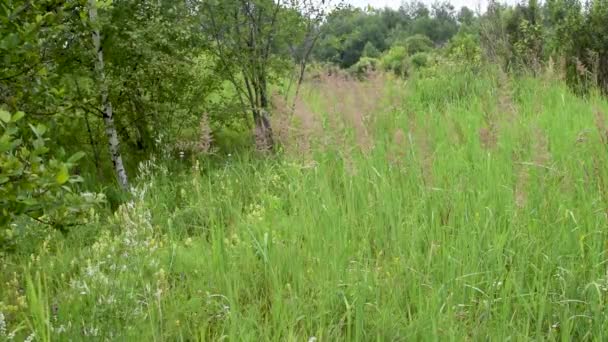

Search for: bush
xmin=362 ymin=42 xmax=381 ymax=59
xmin=402 ymin=34 xmax=434 ymax=55
xmin=0 ymin=110 xmax=103 ymax=252
xmin=381 ymin=46 xmax=410 ymax=77
xmin=447 ymin=32 xmax=482 ymax=67
xmin=350 ymin=57 xmax=380 ymax=79
xmin=410 ymin=52 xmax=429 ymax=69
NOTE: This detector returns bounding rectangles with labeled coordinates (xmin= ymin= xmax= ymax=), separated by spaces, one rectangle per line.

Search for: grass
xmin=2 ymin=66 xmax=608 ymax=340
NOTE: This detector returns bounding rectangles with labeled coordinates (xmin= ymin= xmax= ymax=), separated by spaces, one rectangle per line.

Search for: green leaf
xmin=29 ymin=123 xmax=47 ymax=138
xmin=68 ymin=151 xmax=86 ymax=164
xmin=56 ymin=165 xmax=70 ymax=185
xmin=36 ymin=124 xmax=47 ymax=136
xmin=11 ymin=111 xmax=25 ymax=122
xmin=0 ymin=135 xmax=11 ymax=153
xmin=0 ymin=110 xmax=10 ymax=123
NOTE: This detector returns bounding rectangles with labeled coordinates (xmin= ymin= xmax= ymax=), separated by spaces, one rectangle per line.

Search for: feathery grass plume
xmin=448 ymin=117 xmax=466 ymax=146
xmin=514 ymin=163 xmax=529 ymax=209
xmin=388 ymin=128 xmax=408 ymax=169
xmin=317 ymin=71 xmax=387 ymax=153
xmin=543 ymin=56 xmax=566 ymax=85
xmin=593 ymin=110 xmax=608 ymax=217
xmin=558 ymin=55 xmax=568 ymax=81
xmin=480 ymin=70 xmax=517 ymax=151
xmin=417 ymin=125 xmax=434 ymax=187
xmin=497 ymin=70 xmax=516 ymax=122
xmin=532 ymin=127 xmax=551 ymax=167
xmin=197 ymin=113 xmax=213 ymax=155
xmin=271 ymin=91 xmax=319 ymax=163
xmin=270 ymin=92 xmax=292 ymax=148
xmin=576 ymin=57 xmax=590 ymax=78
xmin=479 ymin=124 xmax=498 ymax=150
xmin=293 ymin=96 xmax=320 ymax=161
xmin=594 ymin=110 xmax=608 ymax=146
xmin=406 ymin=111 xmax=434 ymax=186
xmin=171 ymin=114 xmax=214 ymax=160
xmin=514 ymin=127 xmax=551 ymax=209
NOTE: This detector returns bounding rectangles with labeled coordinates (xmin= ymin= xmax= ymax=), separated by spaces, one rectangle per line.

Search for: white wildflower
xmin=0 ymin=312 xmax=6 ymax=336
xmin=54 ymin=324 xmax=67 ymax=334
xmin=24 ymin=332 xmax=35 ymax=342
xmin=83 ymin=326 xmax=99 ymax=337
xmin=85 ymin=264 xmax=97 ymax=277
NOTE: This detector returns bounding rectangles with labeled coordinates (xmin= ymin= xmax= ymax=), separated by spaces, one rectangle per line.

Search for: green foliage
xmin=381 ymin=46 xmax=410 ymax=77
xmin=362 ymin=41 xmax=381 ymax=58
xmin=473 ymin=0 xmax=608 ymax=93
xmin=0 ymin=110 xmax=103 ymax=251
xmin=544 ymin=0 xmax=608 ymax=93
xmin=350 ymin=57 xmax=380 ymax=79
xmin=457 ymin=6 xmax=475 ymax=26
xmin=410 ymin=52 xmax=429 ymax=69
xmin=502 ymin=0 xmax=544 ymax=71
xmin=401 ymin=34 xmax=434 ymax=55
xmin=314 ymin=7 xmax=396 ymax=68
xmin=314 ymin=2 xmax=461 ymax=69
xmin=447 ymin=32 xmax=482 ymax=67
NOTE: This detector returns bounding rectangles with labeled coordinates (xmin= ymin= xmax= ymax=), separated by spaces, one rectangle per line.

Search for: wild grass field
xmin=3 ymin=66 xmax=608 ymax=341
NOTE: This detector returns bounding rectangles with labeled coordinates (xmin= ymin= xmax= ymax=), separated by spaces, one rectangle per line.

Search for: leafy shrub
xmin=402 ymin=34 xmax=434 ymax=55
xmin=0 ymin=110 xmax=103 ymax=252
xmin=446 ymin=32 xmax=482 ymax=67
xmin=381 ymin=46 xmax=410 ymax=77
xmin=362 ymin=42 xmax=381 ymax=58
xmin=410 ymin=52 xmax=429 ymax=69
xmin=350 ymin=57 xmax=380 ymax=79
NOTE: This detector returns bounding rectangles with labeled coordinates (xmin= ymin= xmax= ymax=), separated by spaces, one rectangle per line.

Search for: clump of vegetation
xmin=381 ymin=46 xmax=411 ymax=76
xmin=350 ymin=57 xmax=380 ymax=79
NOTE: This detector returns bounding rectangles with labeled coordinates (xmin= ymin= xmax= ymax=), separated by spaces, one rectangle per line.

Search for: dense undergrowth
xmin=3 ymin=67 xmax=608 ymax=340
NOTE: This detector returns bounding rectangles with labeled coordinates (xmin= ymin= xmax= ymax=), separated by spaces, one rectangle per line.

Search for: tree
xmin=457 ymin=6 xmax=475 ymax=26
xmin=402 ymin=34 xmax=433 ymax=55
xmin=88 ymin=0 xmax=129 ymax=190
xmin=314 ymin=7 xmax=393 ymax=68
xmin=362 ymin=41 xmax=381 ymax=58
xmin=200 ymin=0 xmax=332 ymax=150
xmin=381 ymin=45 xmax=410 ymax=76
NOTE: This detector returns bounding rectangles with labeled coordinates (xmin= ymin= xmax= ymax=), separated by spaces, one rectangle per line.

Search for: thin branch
xmin=205 ymin=2 xmax=253 ymax=118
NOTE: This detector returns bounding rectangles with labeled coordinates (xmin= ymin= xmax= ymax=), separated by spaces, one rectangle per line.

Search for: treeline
xmin=313 ymin=2 xmax=464 ymax=68
xmin=311 ymin=0 xmax=608 ymax=94
xmin=482 ymin=0 xmax=608 ymax=94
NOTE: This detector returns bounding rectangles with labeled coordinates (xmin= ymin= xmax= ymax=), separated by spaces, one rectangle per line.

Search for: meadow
xmin=3 ymin=66 xmax=608 ymax=341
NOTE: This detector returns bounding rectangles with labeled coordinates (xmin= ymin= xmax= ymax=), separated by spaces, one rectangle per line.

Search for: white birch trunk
xmin=88 ymin=0 xmax=129 ymax=190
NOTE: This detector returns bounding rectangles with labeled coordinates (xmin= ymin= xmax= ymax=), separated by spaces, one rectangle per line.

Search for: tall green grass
xmin=2 ymin=68 xmax=608 ymax=340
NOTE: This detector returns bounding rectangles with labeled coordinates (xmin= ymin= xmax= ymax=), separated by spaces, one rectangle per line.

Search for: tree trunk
xmin=253 ymin=78 xmax=273 ymax=152
xmin=88 ymin=0 xmax=129 ymax=190
xmin=253 ymin=108 xmax=273 ymax=152
xmin=599 ymin=52 xmax=608 ymax=95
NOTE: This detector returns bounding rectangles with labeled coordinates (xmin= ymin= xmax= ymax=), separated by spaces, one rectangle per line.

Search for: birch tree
xmin=88 ymin=0 xmax=129 ymax=190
